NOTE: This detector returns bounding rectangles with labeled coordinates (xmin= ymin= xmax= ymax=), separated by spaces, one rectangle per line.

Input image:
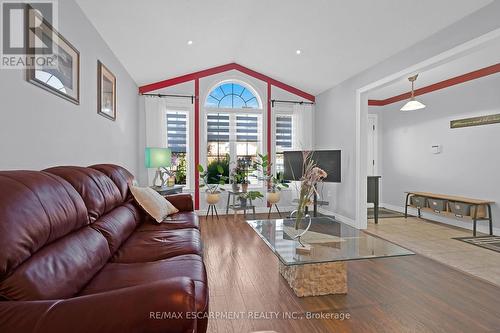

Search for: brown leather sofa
xmin=0 ymin=164 xmax=208 ymax=333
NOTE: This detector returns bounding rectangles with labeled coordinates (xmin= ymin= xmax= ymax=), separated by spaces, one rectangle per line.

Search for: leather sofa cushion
xmin=111 ymin=229 xmax=202 ymax=263
xmin=45 ymin=166 xmax=123 ymax=222
xmin=0 ymin=228 xmax=110 ymax=301
xmin=92 ymin=203 xmax=141 ymax=255
xmin=79 ymin=254 xmax=208 ymax=314
xmin=165 ymin=194 xmax=194 ymax=212
xmin=90 ymin=164 xmax=135 ymax=202
xmin=0 ymin=171 xmax=89 ymax=280
xmin=138 ymin=212 xmax=199 ymax=231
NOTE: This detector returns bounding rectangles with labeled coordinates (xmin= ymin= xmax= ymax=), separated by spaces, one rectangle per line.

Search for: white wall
xmin=371 ymin=74 xmax=500 ymax=233
xmin=314 ymin=1 xmax=500 ymax=228
xmin=0 ymin=0 xmax=139 ymax=175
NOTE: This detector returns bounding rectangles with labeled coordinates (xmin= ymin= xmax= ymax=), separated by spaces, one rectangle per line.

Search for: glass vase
xmin=289 ymin=209 xmax=312 ymax=247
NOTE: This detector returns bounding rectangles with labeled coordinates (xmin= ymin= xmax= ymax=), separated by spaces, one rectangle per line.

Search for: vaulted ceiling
xmin=76 ymin=0 xmax=492 ymax=95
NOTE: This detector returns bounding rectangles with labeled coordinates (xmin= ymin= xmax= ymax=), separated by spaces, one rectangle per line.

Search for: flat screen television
xmin=283 ymin=150 xmax=341 ymax=183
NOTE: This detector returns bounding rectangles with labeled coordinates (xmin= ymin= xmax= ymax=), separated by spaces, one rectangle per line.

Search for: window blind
xmin=166 ymin=112 xmax=187 ymax=153
xmin=236 ymin=115 xmax=259 ymax=142
xmin=276 ymin=115 xmax=292 ymax=149
xmin=207 ymin=113 xmax=230 ymax=142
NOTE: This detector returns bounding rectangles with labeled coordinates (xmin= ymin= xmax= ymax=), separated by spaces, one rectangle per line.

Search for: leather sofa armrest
xmin=166 ymin=194 xmax=194 ymax=212
xmin=0 ymin=278 xmax=198 ymax=333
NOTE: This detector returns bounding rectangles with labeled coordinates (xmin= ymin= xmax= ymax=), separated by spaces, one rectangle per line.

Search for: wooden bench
xmin=404 ymin=192 xmax=494 ymax=237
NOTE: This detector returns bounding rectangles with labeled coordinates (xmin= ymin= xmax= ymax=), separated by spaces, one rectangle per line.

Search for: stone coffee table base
xmin=279 ymin=261 xmax=347 ymax=297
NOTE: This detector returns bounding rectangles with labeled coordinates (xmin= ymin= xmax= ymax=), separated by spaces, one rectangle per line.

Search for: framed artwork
xmin=451 ymin=114 xmax=500 ymax=129
xmin=97 ymin=61 xmax=117 ymax=120
xmin=25 ymin=6 xmax=80 ymax=104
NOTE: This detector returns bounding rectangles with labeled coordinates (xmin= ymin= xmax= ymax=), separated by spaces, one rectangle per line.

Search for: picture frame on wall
xmin=97 ymin=61 xmax=117 ymax=121
xmin=25 ymin=6 xmax=80 ymax=104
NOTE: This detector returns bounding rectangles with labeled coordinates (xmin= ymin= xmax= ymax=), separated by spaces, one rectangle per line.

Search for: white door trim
xmin=367 ymin=114 xmax=378 ymax=176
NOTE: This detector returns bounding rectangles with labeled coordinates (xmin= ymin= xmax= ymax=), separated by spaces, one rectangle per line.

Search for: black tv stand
xmin=304 ymin=185 xmax=328 ymax=217
xmin=292 ymin=185 xmax=330 ymax=218
xmin=304 ymin=196 xmax=319 ymax=217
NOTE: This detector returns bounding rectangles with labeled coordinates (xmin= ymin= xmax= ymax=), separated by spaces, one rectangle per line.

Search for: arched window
xmin=204 ymin=81 xmax=262 ymax=185
xmin=205 ymin=82 xmax=260 ymax=109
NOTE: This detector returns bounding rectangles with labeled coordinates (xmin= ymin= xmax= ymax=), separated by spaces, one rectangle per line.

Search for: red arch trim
xmin=139 ymin=62 xmax=315 ymax=102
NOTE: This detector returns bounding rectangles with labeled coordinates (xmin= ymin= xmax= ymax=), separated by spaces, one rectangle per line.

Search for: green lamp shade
xmin=145 ymin=147 xmax=171 ymax=168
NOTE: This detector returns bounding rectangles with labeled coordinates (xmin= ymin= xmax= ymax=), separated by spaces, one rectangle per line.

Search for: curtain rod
xmin=271 ymin=99 xmax=315 ymax=107
xmin=142 ymin=93 xmax=195 ymax=104
xmin=141 ymin=95 xmax=314 ymax=107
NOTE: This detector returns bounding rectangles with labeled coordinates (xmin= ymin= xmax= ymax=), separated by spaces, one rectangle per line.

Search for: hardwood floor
xmin=200 ymin=213 xmax=500 ymax=333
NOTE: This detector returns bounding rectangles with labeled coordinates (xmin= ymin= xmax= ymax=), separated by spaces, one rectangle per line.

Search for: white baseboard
xmin=381 ymin=203 xmax=498 ymax=236
xmin=317 ymin=207 xmax=357 ymax=228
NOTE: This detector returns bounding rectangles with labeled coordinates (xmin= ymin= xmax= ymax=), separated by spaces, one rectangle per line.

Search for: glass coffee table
xmin=248 ymin=216 xmax=414 ymax=297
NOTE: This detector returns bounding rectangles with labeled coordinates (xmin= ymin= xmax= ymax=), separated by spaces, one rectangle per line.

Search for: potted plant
xmin=292 ymin=151 xmax=327 ymax=252
xmin=198 ymin=164 xmax=227 ymax=205
xmin=174 ymin=154 xmax=187 ymax=184
xmin=241 ymin=178 xmax=249 ymax=193
xmin=229 ymin=165 xmax=245 ymax=192
xmin=254 ymin=153 xmax=289 ymax=205
xmin=238 ymin=190 xmax=264 ymax=207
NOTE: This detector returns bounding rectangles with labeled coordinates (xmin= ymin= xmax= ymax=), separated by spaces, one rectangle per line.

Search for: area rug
xmin=454 ymin=236 xmax=500 ymax=253
xmin=368 ymin=207 xmax=405 ymax=219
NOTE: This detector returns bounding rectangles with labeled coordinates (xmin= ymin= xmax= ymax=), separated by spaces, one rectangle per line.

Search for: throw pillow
xmin=130 ymin=186 xmax=179 ymax=223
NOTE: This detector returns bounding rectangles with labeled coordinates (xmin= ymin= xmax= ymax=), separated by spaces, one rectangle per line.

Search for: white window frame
xmin=166 ymin=109 xmax=190 ymax=189
xmin=164 ymin=99 xmax=194 ymax=191
xmin=272 ymin=104 xmax=295 ymax=176
xmin=203 ymin=107 xmax=264 ymax=188
xmin=200 ymin=79 xmax=266 ymax=190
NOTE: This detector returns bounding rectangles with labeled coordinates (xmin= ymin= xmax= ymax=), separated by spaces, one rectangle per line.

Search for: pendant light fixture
xmin=400 ymin=74 xmax=426 ymax=111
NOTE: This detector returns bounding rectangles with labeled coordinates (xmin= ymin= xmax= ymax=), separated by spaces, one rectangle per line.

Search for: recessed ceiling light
xmin=296 ymin=49 xmax=301 ymax=55
xmin=187 ymin=40 xmax=193 ymax=45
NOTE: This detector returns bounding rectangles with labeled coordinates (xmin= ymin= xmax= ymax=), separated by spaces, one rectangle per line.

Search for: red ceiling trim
xmin=139 ymin=63 xmax=235 ymax=94
xmin=234 ymin=64 xmax=315 ymax=102
xmin=367 ymin=99 xmax=386 ymax=107
xmin=368 ymin=63 xmax=500 ymax=106
xmin=138 ymin=62 xmax=315 ymax=102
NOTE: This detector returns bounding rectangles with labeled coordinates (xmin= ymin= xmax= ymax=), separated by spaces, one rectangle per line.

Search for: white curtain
xmin=145 ymin=97 xmax=167 ymax=148
xmin=144 ymin=96 xmax=194 ymax=188
xmin=292 ymin=103 xmax=314 ymax=150
xmin=285 ymin=103 xmax=314 ymax=202
xmin=144 ymin=97 xmax=167 ymax=183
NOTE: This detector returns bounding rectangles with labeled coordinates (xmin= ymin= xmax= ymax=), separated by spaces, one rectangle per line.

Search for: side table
xmin=226 ymin=190 xmax=256 ymax=218
xmin=151 ymin=185 xmax=184 ymax=196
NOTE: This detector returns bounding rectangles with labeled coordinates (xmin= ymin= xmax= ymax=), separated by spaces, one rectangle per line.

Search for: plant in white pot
xmin=254 ymin=153 xmax=289 ymax=205
xmin=198 ymin=164 xmax=227 ymax=205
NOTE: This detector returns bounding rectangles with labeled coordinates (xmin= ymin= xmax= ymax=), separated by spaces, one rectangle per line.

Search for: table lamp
xmin=145 ymin=147 xmax=172 ymax=188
